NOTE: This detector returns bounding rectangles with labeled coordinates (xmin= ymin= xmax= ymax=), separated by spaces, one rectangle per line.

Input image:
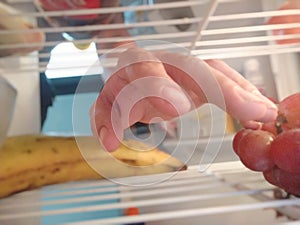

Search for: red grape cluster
xmin=233 ymin=92 xmax=300 ymax=196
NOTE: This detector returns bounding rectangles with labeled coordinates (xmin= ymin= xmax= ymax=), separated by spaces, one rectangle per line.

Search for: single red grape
xmin=263 ymin=167 xmax=279 ymax=187
xmin=232 ymin=129 xmax=251 ymax=154
xmin=261 ymin=121 xmax=278 ymax=136
xmin=278 ymin=92 xmax=300 ymax=129
xmin=277 ymin=170 xmax=300 ymax=196
xmin=262 ymin=120 xmax=290 ymax=135
xmin=236 ymin=129 xmax=275 ymax=172
xmin=271 ymin=128 xmax=300 ymax=174
xmin=264 ymin=167 xmax=300 ymax=196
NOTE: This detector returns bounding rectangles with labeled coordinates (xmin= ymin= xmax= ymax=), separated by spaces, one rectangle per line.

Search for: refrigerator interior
xmin=1 ymin=161 xmax=300 ymax=225
xmin=0 ymin=0 xmax=300 ymax=224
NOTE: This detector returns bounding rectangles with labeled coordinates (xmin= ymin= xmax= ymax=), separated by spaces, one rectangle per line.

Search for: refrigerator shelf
xmin=0 ymin=161 xmax=300 ymax=225
xmin=0 ymin=0 xmax=299 ymax=74
xmin=0 ymin=1 xmax=300 ymax=224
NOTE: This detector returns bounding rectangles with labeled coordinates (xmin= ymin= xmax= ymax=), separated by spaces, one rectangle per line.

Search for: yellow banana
xmin=72 ymin=41 xmax=92 ymax=50
xmin=0 ymin=135 xmax=186 ymax=198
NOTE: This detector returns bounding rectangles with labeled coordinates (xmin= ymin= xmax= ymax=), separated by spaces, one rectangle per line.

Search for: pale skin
xmin=90 ymin=46 xmax=278 ymax=152
xmin=90 ymin=0 xmax=299 ymax=152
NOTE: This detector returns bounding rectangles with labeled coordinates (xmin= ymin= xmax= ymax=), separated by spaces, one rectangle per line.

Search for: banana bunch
xmin=0 ymin=135 xmax=186 ymax=198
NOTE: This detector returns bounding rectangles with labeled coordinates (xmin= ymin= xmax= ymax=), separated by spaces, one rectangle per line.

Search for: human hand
xmin=90 ymin=45 xmax=278 ymax=152
xmin=266 ymin=0 xmax=300 ymax=44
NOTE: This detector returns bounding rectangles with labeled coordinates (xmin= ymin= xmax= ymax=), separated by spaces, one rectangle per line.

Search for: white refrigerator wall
xmin=270 ymin=52 xmax=300 ymax=100
xmin=262 ymin=0 xmax=300 ymax=100
xmin=0 ymin=2 xmax=41 ymax=136
xmin=0 ymin=54 xmax=41 ymax=136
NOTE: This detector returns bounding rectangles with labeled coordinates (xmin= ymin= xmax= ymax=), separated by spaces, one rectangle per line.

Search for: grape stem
xmin=275 ymin=115 xmax=288 ymax=134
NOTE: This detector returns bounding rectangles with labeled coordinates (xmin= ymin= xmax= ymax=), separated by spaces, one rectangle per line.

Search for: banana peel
xmin=0 ymin=135 xmax=186 ymax=198
xmin=72 ymin=41 xmax=92 ymax=50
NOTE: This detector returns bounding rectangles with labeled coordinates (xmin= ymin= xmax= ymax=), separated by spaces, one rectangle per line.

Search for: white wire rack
xmin=1 ymin=1 xmax=300 ymax=224
xmin=0 ymin=0 xmax=299 ymax=74
xmin=0 ymin=161 xmax=300 ymax=225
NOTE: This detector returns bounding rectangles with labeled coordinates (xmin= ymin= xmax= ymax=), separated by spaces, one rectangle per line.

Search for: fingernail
xmin=242 ymin=120 xmax=262 ymax=129
xmin=268 ymin=102 xmax=278 ymax=111
xmin=260 ymin=107 xmax=278 ymax=122
xmin=240 ymin=89 xmax=278 ymax=111
xmin=99 ymin=126 xmax=108 ymax=145
xmin=99 ymin=126 xmax=115 ymax=152
xmin=251 ymin=89 xmax=260 ymax=94
xmin=162 ymin=86 xmax=191 ymax=114
xmin=251 ymin=90 xmax=277 ymax=106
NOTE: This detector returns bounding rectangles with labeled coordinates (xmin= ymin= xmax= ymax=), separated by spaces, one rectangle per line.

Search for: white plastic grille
xmin=0 ymin=1 xmax=300 ymax=224
xmin=0 ymin=161 xmax=300 ymax=225
xmin=0 ymin=0 xmax=299 ymax=74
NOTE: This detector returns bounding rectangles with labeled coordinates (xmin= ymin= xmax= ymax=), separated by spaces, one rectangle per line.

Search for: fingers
xmin=155 ymin=51 xmax=278 ymax=124
xmin=91 ymin=47 xmax=191 ymax=151
xmin=90 ymin=101 xmax=124 ymax=152
xmin=205 ymin=61 xmax=277 ymax=119
xmin=203 ymin=61 xmax=278 ymax=126
xmin=205 ymin=59 xmax=258 ymax=92
xmin=205 ymin=59 xmax=278 ymax=111
xmin=91 ymin=47 xmax=279 ymax=152
xmin=112 ymin=48 xmax=192 ymax=120
xmin=154 ymin=51 xmax=221 ymax=106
